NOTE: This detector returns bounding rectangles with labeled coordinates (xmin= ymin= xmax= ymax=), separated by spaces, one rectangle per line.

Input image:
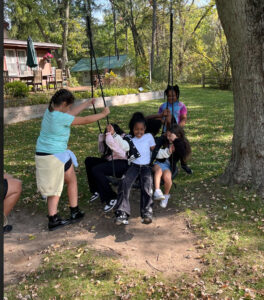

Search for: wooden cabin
xmin=3 ymin=21 xmax=61 ymax=80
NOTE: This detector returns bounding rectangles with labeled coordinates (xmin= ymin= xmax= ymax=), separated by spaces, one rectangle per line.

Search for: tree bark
xmin=216 ymin=0 xmax=264 ymax=195
xmin=150 ymin=0 xmax=157 ymax=80
xmin=128 ymin=0 xmax=146 ymax=60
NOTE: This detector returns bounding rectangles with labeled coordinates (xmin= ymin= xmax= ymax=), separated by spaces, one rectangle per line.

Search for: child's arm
xmin=146 ymin=113 xmax=163 ymax=120
xmin=69 ymin=99 xmax=96 ymax=116
xmin=112 ymin=134 xmax=130 ymax=152
xmin=156 ymin=148 xmax=171 ymax=159
xmin=106 ymin=124 xmax=129 ymax=152
xmin=105 ymin=133 xmax=126 ymax=157
xmin=72 ymin=107 xmax=110 ymax=125
xmin=178 ymin=104 xmax=187 ymax=127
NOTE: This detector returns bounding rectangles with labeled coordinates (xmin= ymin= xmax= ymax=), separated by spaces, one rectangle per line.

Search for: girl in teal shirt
xmin=36 ymin=89 xmax=110 ymax=231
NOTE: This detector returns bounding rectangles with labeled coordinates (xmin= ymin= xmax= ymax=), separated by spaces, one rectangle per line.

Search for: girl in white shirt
xmin=114 ymin=112 xmax=156 ymax=225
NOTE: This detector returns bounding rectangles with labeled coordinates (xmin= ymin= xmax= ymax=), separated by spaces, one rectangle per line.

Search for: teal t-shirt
xmin=36 ymin=109 xmax=75 ymax=154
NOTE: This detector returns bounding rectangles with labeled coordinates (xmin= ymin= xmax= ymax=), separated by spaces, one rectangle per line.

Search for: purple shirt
xmin=158 ymin=101 xmax=187 ymax=124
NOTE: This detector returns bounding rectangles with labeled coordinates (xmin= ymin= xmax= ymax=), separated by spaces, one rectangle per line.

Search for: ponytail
xmin=48 ymin=89 xmax=75 ymax=112
xmin=48 ymin=100 xmax=54 ymax=112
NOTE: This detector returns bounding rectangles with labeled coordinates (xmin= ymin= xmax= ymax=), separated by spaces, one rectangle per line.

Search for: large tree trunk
xmin=216 ymin=0 xmax=264 ymax=195
xmin=150 ymin=0 xmax=157 ymax=81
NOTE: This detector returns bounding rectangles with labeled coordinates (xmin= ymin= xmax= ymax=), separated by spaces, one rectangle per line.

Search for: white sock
xmin=164 ymin=194 xmax=170 ymax=200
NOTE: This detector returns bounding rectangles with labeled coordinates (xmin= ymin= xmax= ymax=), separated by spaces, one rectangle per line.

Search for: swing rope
xmin=86 ymin=13 xmax=109 ymax=125
xmin=162 ymin=0 xmax=174 ymax=133
xmin=86 ymin=4 xmax=116 ymax=177
xmin=87 ymin=13 xmax=102 ymax=133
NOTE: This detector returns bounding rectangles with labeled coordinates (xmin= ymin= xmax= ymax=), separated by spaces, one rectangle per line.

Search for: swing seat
xmin=107 ymin=167 xmax=178 ymax=190
xmin=107 ymin=176 xmax=141 ymax=189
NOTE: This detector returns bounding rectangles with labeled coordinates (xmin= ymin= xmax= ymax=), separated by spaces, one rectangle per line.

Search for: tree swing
xmin=85 ymin=0 xmax=178 ymax=189
xmin=150 ymin=0 xmax=179 ymax=183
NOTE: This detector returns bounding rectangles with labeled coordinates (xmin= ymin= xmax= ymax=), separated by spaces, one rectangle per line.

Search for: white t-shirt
xmin=132 ymin=133 xmax=156 ymax=165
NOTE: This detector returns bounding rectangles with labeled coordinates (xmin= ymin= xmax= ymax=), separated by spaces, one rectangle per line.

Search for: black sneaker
xmin=181 ymin=164 xmax=193 ymax=174
xmin=115 ymin=210 xmax=129 ymax=225
xmin=70 ymin=207 xmax=85 ymax=223
xmin=48 ymin=214 xmax=71 ymax=231
xmin=104 ymin=199 xmax=117 ymax=213
xmin=90 ymin=192 xmax=99 ymax=202
xmin=142 ymin=212 xmax=152 ymax=224
xmin=3 ymin=224 xmax=13 ymax=234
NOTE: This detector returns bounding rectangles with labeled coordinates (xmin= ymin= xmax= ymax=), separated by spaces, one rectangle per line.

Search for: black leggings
xmin=85 ymin=157 xmax=129 ymax=205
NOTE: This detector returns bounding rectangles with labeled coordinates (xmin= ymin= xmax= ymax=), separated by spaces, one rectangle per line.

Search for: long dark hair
xmin=102 ymin=123 xmax=124 ymax=158
xmin=48 ymin=89 xmax=75 ymax=112
xmin=128 ymin=112 xmax=146 ymax=137
xmin=146 ymin=119 xmax=162 ymax=137
xmin=169 ymin=124 xmax=191 ymax=161
xmin=164 ymin=84 xmax=180 ymax=101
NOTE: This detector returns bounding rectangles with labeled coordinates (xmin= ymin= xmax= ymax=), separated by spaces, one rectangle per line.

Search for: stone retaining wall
xmin=4 ymin=91 xmax=163 ymax=125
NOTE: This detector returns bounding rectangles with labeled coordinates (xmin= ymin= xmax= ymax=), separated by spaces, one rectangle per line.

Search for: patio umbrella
xmin=26 ymin=36 xmax=38 ymax=68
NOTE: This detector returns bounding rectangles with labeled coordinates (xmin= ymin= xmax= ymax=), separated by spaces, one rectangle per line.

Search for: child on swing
xmin=153 ymin=123 xmax=191 ymax=208
xmin=114 ymin=112 xmax=156 ymax=225
xmin=85 ymin=123 xmax=130 ymax=212
xmin=35 ymin=89 xmax=110 ymax=231
xmin=147 ymin=84 xmax=192 ymax=174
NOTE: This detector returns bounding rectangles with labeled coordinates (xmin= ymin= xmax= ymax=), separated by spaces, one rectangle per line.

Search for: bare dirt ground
xmin=4 ymin=194 xmax=202 ymax=286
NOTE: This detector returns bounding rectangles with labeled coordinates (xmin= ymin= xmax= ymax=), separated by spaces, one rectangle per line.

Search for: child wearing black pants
xmin=115 ymin=112 xmax=156 ymax=225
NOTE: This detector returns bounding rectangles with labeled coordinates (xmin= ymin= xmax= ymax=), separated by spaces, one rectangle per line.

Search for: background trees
xmin=4 ymin=0 xmax=230 ymax=89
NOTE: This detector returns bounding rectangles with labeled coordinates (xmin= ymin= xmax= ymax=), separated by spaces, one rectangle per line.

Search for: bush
xmin=68 ymin=76 xmax=80 ymax=87
xmin=4 ymin=81 xmax=29 ymax=98
xmin=73 ymin=87 xmax=138 ymax=100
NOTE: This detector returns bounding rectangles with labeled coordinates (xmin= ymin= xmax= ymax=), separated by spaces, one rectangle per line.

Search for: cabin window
xmin=5 ymin=49 xmax=19 ymax=76
xmin=17 ymin=50 xmax=28 ymax=75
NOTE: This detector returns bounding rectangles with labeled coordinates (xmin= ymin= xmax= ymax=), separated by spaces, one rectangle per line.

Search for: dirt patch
xmin=4 ymin=194 xmax=202 ymax=286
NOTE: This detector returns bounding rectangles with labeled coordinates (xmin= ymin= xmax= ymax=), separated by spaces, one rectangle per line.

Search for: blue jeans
xmin=116 ymin=163 xmax=153 ymax=217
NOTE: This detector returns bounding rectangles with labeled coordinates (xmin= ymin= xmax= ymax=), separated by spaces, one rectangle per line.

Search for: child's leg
xmin=93 ymin=160 xmax=128 ymax=204
xmin=162 ymin=170 xmax=172 ymax=195
xmin=160 ymin=170 xmax=172 ymax=208
xmin=64 ymin=164 xmax=78 ymax=208
xmin=116 ymin=165 xmax=139 ymax=216
xmin=4 ymin=177 xmax=22 ymax=217
xmin=139 ymin=166 xmax=153 ymax=218
xmin=84 ymin=157 xmax=106 ymax=193
xmin=47 ymin=196 xmax=60 ymax=216
xmin=153 ymin=164 xmax=162 ymax=190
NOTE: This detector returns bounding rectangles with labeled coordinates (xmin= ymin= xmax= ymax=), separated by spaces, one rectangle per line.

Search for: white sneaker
xmin=153 ymin=189 xmax=165 ymax=201
xmin=160 ymin=194 xmax=170 ymax=208
xmin=104 ymin=199 xmax=117 ymax=213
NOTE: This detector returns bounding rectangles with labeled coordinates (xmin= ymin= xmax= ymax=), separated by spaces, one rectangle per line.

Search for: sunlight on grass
xmin=4 ymin=85 xmax=264 ymax=299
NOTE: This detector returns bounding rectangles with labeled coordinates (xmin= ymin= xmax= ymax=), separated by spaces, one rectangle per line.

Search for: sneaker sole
xmin=160 ymin=204 xmax=167 ymax=208
xmin=142 ymin=218 xmax=152 ymax=224
xmin=115 ymin=219 xmax=129 ymax=225
xmin=104 ymin=205 xmax=115 ymax=213
xmin=153 ymin=196 xmax=165 ymax=201
xmin=48 ymin=222 xmax=71 ymax=231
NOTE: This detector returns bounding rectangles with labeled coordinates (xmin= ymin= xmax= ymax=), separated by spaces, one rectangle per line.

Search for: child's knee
xmin=163 ymin=173 xmax=172 ymax=183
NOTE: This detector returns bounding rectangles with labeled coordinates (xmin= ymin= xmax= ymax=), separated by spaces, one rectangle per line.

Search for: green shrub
xmin=4 ymin=81 xmax=29 ymax=97
xmin=68 ymin=76 xmax=80 ymax=87
xmin=73 ymin=88 xmax=138 ymax=100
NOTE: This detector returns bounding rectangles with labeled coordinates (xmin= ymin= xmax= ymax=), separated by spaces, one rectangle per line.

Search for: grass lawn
xmin=4 ymin=85 xmax=264 ymax=299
